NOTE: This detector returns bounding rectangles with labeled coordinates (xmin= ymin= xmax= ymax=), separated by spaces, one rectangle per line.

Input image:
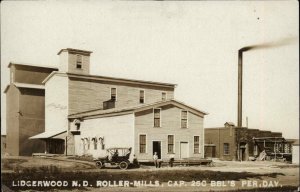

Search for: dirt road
xmin=2 ymin=157 xmax=299 ymax=191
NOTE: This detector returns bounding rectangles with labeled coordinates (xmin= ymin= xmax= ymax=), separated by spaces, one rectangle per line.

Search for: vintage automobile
xmin=94 ymin=147 xmax=132 ymax=170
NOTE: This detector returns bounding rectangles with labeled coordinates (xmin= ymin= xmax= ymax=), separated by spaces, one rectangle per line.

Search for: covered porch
xmin=29 ymin=130 xmax=67 ymax=155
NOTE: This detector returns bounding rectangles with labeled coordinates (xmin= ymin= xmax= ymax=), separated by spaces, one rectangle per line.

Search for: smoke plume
xmin=239 ymin=37 xmax=297 ymax=52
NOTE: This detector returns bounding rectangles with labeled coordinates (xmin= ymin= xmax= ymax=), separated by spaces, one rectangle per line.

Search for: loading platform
xmin=139 ymin=158 xmax=213 ymax=167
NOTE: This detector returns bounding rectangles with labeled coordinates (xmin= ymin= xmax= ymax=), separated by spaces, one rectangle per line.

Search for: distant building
xmin=28 ymin=48 xmax=208 ymax=161
xmin=204 ymin=122 xmax=291 ymax=161
xmin=292 ymin=140 xmax=299 ymax=164
xmin=4 ymin=63 xmax=57 ymax=155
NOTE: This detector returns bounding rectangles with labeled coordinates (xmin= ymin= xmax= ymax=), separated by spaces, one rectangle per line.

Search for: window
xmin=194 ymin=136 xmax=200 ymax=154
xmin=181 ymin=110 xmax=188 ymax=128
xmin=224 ymin=143 xmax=229 ymax=155
xmin=154 ymin=108 xmax=161 ymax=127
xmin=111 ymin=88 xmax=117 ymax=101
xmin=81 ymin=139 xmax=85 ymax=150
xmin=140 ymin=90 xmax=145 ymax=103
xmin=168 ymin=135 xmax=174 ymax=153
xmin=92 ymin=138 xmax=98 ymax=150
xmin=139 ymin=135 xmax=146 ymax=153
xmin=87 ymin=138 xmax=90 ymax=150
xmin=162 ymin=92 xmax=167 ymax=101
xmin=99 ymin=137 xmax=105 ymax=150
xmin=76 ymin=55 xmax=82 ymax=69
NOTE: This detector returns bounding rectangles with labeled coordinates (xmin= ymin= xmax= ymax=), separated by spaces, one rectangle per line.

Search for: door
xmin=152 ymin=141 xmax=161 ymax=159
xmin=180 ymin=142 xmax=189 ymax=159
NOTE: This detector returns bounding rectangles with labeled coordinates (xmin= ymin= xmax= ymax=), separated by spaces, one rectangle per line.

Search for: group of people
xmin=153 ymin=152 xmax=174 ymax=168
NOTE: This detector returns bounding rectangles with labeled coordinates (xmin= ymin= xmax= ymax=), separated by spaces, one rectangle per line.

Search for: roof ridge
xmin=66 ymin=72 xmax=177 ymax=87
xmin=8 ymin=62 xmax=58 ymax=69
xmin=68 ymin=99 xmax=207 ymax=119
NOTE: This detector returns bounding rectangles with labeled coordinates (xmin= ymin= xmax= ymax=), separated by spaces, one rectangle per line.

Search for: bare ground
xmin=1 ymin=156 xmax=299 ymax=192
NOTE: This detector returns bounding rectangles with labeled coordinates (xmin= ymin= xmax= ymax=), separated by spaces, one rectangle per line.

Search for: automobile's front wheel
xmin=119 ymin=161 xmax=129 ymax=170
xmin=96 ymin=161 xmax=103 ymax=169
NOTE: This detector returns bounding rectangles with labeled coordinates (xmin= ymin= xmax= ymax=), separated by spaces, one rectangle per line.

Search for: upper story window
xmin=76 ymin=55 xmax=83 ymax=69
xmin=162 ymin=92 xmax=167 ymax=101
xmin=154 ymin=108 xmax=161 ymax=127
xmin=140 ymin=90 xmax=145 ymax=104
xmin=111 ymin=88 xmax=117 ymax=101
xmin=181 ymin=110 xmax=188 ymax=128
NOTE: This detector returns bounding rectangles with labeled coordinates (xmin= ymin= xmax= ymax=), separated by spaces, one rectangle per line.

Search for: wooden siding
xmin=292 ymin=145 xmax=299 ymax=164
xmin=14 ymin=65 xmax=56 ymax=85
xmin=68 ymin=78 xmax=174 ymax=114
xmin=134 ymin=105 xmax=204 ymax=160
xmin=19 ymin=89 xmax=46 ymax=155
xmin=73 ymin=114 xmax=135 ymax=159
xmin=6 ymin=85 xmax=20 ymax=156
xmin=45 ymin=74 xmax=69 ymax=133
xmin=5 ymin=86 xmax=46 ymax=156
xmin=67 ymin=53 xmax=90 ymax=74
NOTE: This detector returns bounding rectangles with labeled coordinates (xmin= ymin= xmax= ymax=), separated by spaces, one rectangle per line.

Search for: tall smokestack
xmin=236 ymin=37 xmax=295 ymax=128
xmin=237 ymin=47 xmax=252 ymax=128
xmin=237 ymin=50 xmax=243 ymax=128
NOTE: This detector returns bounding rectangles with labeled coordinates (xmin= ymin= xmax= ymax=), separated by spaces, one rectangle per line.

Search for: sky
xmin=1 ymin=1 xmax=299 ymax=139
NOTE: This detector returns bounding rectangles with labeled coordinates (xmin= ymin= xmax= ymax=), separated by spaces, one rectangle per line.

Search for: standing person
xmin=169 ymin=154 xmax=175 ymax=167
xmin=153 ymin=152 xmax=159 ymax=168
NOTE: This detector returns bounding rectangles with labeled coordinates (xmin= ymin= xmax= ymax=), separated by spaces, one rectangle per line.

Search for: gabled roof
xmin=4 ymin=83 xmax=45 ymax=93
xmin=57 ymin=48 xmax=93 ymax=55
xmin=43 ymin=71 xmax=177 ymax=89
xmin=68 ymin=99 xmax=208 ymax=120
xmin=224 ymin=122 xmax=235 ymax=126
xmin=8 ymin=62 xmax=58 ymax=69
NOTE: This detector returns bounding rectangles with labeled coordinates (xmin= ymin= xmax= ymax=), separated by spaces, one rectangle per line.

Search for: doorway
xmin=239 ymin=142 xmax=247 ymax=161
xmin=152 ymin=141 xmax=161 ymax=159
xmin=180 ymin=142 xmax=189 ymax=159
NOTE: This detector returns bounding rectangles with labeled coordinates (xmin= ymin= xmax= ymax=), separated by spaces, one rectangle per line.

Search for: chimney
xmin=237 ymin=50 xmax=243 ymax=128
xmin=57 ymin=48 xmax=93 ymax=75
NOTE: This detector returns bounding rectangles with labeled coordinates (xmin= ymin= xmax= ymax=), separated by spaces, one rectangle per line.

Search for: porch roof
xmin=29 ymin=130 xmax=67 ymax=139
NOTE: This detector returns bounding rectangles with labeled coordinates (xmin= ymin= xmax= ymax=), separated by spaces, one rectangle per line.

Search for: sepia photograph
xmin=1 ymin=1 xmax=299 ymax=191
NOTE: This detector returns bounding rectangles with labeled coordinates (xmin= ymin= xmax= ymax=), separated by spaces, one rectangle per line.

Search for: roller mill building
xmin=5 ymin=48 xmax=208 ymax=161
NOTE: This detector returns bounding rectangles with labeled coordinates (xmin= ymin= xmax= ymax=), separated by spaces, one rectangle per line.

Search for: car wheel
xmin=119 ymin=161 xmax=129 ymax=170
xmin=96 ymin=161 xmax=103 ymax=168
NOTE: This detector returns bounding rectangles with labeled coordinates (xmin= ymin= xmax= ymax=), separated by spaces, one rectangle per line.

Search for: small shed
xmin=224 ymin=122 xmax=235 ymax=128
xmin=292 ymin=140 xmax=299 ymax=164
